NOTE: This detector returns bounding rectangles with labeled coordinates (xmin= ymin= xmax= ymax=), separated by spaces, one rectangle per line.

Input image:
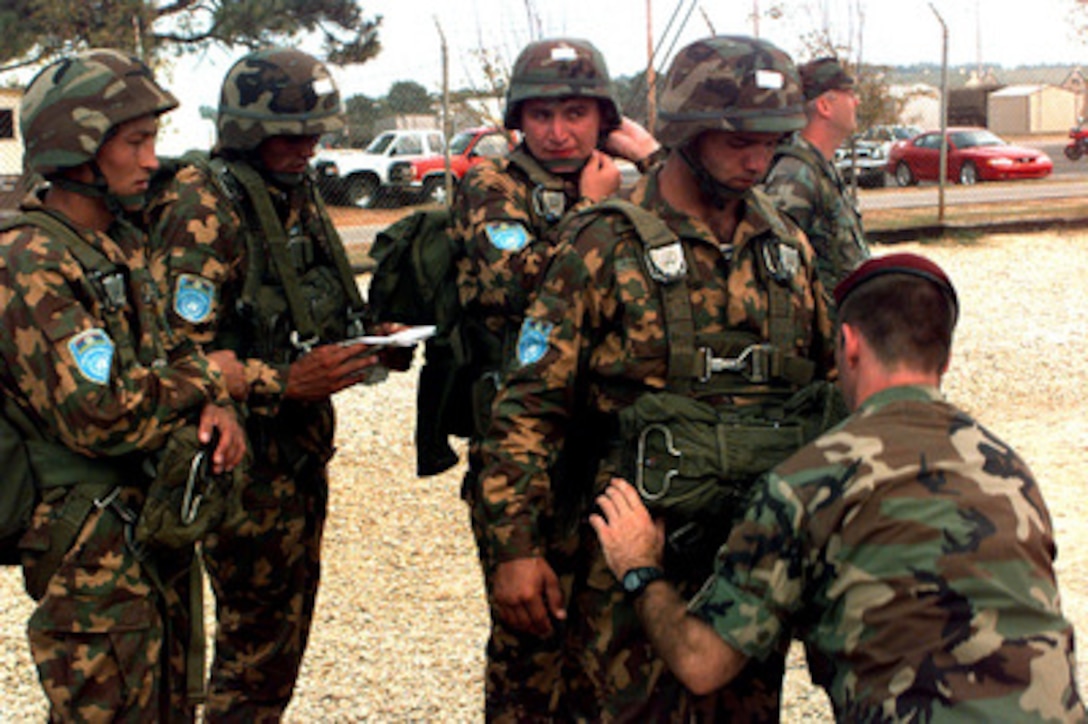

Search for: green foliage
xmin=0 ymin=0 xmax=382 ymax=71
xmin=385 ymin=80 xmax=433 ymax=115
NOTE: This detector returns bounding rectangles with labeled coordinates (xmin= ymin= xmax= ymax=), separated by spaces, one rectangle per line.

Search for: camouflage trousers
xmin=562 ymin=529 xmax=785 ymax=723
xmin=200 ymin=461 xmax=328 ymax=723
xmin=22 ymin=485 xmax=196 ymax=723
xmin=465 ymin=456 xmax=583 ymax=723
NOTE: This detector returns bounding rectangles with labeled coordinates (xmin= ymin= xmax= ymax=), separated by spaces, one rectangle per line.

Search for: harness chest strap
xmin=588 ymin=199 xmax=814 ymax=393
xmin=226 ymin=161 xmax=365 ymax=351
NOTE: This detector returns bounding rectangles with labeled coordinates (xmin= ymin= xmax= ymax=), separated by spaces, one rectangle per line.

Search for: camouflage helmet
xmin=504 ymin=38 xmax=621 ymax=133
xmin=20 ymin=48 xmax=178 ymax=177
xmin=656 ymin=36 xmax=805 ymax=149
xmin=217 ymin=47 xmax=345 ymax=152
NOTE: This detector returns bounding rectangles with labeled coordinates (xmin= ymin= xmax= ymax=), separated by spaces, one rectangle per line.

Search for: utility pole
xmin=929 ymin=2 xmax=949 ymax=224
xmin=752 ymin=0 xmax=760 ymax=37
xmin=646 ymin=0 xmax=656 ymax=134
xmin=435 ymin=18 xmax=453 ymax=209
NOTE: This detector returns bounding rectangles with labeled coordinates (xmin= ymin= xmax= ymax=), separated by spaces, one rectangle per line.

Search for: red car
xmin=388 ymin=127 xmax=515 ymax=204
xmin=888 ymin=127 xmax=1053 ymax=186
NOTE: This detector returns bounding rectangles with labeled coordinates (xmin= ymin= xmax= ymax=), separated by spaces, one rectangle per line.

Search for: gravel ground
xmin=2 ymin=229 xmax=1087 ymax=722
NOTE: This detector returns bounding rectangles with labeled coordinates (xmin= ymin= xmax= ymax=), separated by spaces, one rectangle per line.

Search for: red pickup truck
xmin=387 ymin=127 xmax=514 ymax=205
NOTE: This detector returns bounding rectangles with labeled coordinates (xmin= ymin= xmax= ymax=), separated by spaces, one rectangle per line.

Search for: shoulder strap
xmin=224 ymin=161 xmax=322 ymax=348
xmin=581 ymin=199 xmax=700 ymax=390
xmin=306 ymin=178 xmax=367 ymax=314
xmin=2 ymin=210 xmax=139 ymax=369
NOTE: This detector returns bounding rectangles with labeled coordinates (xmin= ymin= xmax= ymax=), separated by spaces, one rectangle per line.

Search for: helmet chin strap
xmin=678 ymin=143 xmax=750 ymax=210
xmin=535 ymin=153 xmax=590 ymax=176
xmin=48 ymin=162 xmax=145 ymax=215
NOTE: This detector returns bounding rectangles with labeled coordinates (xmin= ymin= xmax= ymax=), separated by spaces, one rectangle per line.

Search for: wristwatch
xmin=621 ymin=566 xmax=665 ymax=598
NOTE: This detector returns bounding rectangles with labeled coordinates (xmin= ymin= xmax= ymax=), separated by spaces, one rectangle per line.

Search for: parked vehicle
xmin=888 ymin=127 xmax=1052 ymax=186
xmin=315 ymin=129 xmax=446 ymax=207
xmin=834 ymin=124 xmax=922 ymax=188
xmin=1064 ymin=121 xmax=1088 ymax=161
xmin=387 ymin=127 xmax=514 ymax=205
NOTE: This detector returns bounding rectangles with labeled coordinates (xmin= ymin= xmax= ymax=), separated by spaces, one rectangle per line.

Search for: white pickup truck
xmin=315 ymin=129 xmax=445 ymax=207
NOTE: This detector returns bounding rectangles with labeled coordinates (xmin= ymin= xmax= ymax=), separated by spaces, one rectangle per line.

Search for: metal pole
xmin=929 ymin=3 xmax=949 ymax=224
xmin=435 ymin=18 xmax=452 ymax=209
xmin=646 ymin=0 xmax=656 ymax=133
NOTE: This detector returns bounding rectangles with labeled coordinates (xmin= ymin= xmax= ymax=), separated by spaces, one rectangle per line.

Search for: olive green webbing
xmin=308 ymin=181 xmax=366 ymax=311
xmin=1 ymin=209 xmax=140 ymax=369
xmin=226 ymin=161 xmax=321 ymax=344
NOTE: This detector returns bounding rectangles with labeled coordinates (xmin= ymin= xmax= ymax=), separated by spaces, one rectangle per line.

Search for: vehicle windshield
xmin=949 ymin=129 xmax=1005 ymax=149
xmin=448 ymin=132 xmax=475 ymax=155
xmin=366 ymin=133 xmax=395 ymax=153
xmin=893 ymin=126 xmax=921 ymax=140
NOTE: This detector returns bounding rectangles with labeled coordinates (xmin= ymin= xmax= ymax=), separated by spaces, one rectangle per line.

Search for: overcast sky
xmin=155 ymin=0 xmax=1088 ymax=153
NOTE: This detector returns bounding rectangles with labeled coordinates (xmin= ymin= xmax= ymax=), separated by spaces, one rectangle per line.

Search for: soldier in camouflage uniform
xmin=477 ymin=36 xmax=836 ymax=720
xmin=593 ymin=252 xmax=1086 ymax=722
xmin=763 ymin=57 xmax=869 ymax=303
xmin=147 ymin=48 xmax=399 ymax=722
xmin=0 ymin=49 xmax=246 ymax=721
xmin=451 ymin=38 xmax=660 ymax=721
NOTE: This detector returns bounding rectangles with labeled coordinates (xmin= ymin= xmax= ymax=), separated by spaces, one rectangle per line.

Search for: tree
xmin=384 ymin=80 xmax=434 ymax=115
xmin=340 ymin=94 xmax=383 ymax=148
xmin=0 ymin=0 xmax=382 ymax=72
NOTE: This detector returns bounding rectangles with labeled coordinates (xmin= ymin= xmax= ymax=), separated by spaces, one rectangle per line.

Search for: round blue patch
xmin=484 ymin=221 xmax=530 ymax=252
xmin=516 ymin=318 xmax=554 ymax=367
xmin=68 ymin=328 xmax=115 ymax=386
xmin=174 ymin=273 xmax=215 ymax=324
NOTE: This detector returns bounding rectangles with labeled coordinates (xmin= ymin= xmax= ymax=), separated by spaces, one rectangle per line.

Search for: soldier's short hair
xmin=835 ymin=253 xmax=958 ymax=373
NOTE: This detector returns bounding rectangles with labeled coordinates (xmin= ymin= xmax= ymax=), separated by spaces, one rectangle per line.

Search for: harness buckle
xmin=636 ymin=423 xmax=682 ymax=502
xmin=703 ymin=343 xmax=775 ymax=384
xmin=290 ymin=330 xmax=319 ymax=354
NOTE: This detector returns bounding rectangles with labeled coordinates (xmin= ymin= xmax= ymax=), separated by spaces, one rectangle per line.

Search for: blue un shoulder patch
xmin=68 ymin=328 xmax=115 ymax=386
xmin=174 ymin=273 xmax=216 ymax=324
xmin=484 ymin=221 xmax=530 ymax=252
xmin=516 ymin=318 xmax=554 ymax=367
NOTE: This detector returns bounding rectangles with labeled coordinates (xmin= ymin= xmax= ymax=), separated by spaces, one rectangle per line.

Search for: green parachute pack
xmin=367 ymin=208 xmax=474 ymax=475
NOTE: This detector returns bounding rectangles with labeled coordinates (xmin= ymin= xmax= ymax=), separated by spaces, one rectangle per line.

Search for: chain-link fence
xmin=2 ymin=61 xmax=1086 ymax=216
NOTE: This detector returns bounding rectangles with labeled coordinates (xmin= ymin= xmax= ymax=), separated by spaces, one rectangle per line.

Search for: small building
xmin=987 ymin=84 xmax=1079 ymax=135
xmin=0 ymin=87 xmax=25 ymax=212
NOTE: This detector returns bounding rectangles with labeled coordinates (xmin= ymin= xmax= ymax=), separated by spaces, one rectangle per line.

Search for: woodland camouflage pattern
xmin=655 ymin=36 xmax=806 ymax=148
xmin=691 ymin=385 xmax=1086 ymax=723
xmin=478 ymin=168 xmax=834 ymax=720
xmin=503 ymin=38 xmax=621 ymax=131
xmin=799 ymin=56 xmax=856 ymax=101
xmin=20 ymin=48 xmax=178 ymax=176
xmin=0 ymin=196 xmax=228 ymax=720
xmin=764 ymin=134 xmax=870 ymax=298
xmin=148 ymin=159 xmax=344 ymax=720
xmin=217 ymin=47 xmax=345 ymax=152
xmin=452 ymin=145 xmax=593 ymax=721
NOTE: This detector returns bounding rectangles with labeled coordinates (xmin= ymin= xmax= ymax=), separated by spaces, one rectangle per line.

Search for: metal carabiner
xmin=290 ymin=329 xmax=319 ymax=354
xmin=180 ymin=449 xmax=209 ymax=525
xmin=635 ymin=423 xmax=682 ymax=501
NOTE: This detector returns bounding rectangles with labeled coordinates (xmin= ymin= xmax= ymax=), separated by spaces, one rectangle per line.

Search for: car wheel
xmin=958 ymin=161 xmax=978 ymax=185
xmin=894 ymin=162 xmax=915 ymax=187
xmin=421 ymin=176 xmax=455 ymax=206
xmin=346 ymin=175 xmax=379 ymax=207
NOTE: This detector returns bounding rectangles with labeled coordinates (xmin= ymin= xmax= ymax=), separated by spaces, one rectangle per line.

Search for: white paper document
xmin=338 ymin=325 xmax=436 ymax=348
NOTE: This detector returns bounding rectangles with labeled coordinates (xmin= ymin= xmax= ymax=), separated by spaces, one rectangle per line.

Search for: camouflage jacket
xmin=763 ymin=134 xmax=869 ymax=298
xmin=478 ymin=169 xmax=834 ymax=562
xmin=0 ymin=195 xmax=227 ymax=458
xmin=690 ymin=385 xmax=1085 ymax=722
xmin=148 ymin=160 xmax=348 ymax=412
xmin=147 ymin=160 xmax=353 ymax=467
xmin=452 ymin=144 xmax=594 ymax=368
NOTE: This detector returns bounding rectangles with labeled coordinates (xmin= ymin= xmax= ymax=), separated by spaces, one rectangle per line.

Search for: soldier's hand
xmin=368 ymin=322 xmax=415 ymax=372
xmin=579 ymin=150 xmax=621 ymax=203
xmin=197 ymin=403 xmax=247 ymax=473
xmin=284 ymin=343 xmax=382 ymax=400
xmin=590 ymin=478 xmax=666 ymax=580
xmin=206 ymin=349 xmax=247 ymax=401
xmin=492 ymin=557 xmax=566 ymax=637
xmin=604 ymin=117 xmax=661 ymax=165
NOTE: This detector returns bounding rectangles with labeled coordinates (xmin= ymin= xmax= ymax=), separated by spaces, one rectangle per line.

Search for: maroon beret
xmin=834 ymin=253 xmax=959 ymax=319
